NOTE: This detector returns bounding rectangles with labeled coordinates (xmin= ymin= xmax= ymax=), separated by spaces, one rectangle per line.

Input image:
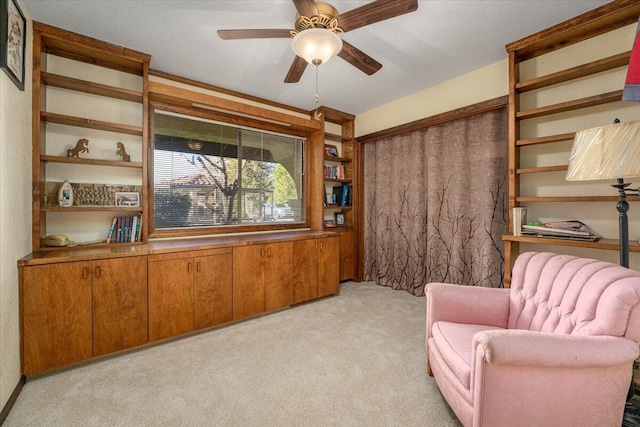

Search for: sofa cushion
xmin=431 ymin=321 xmax=504 ymax=388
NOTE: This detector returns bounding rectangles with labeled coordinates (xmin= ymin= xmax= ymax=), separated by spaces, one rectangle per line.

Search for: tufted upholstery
xmin=426 ymin=252 xmax=640 ymax=427
xmin=508 ymin=252 xmax=640 ymax=339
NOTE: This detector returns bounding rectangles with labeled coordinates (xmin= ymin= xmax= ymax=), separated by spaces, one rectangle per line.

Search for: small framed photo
xmin=324 ymin=144 xmax=339 ymax=158
xmin=334 ymin=212 xmax=346 ymax=227
xmin=324 ymin=219 xmax=336 ymax=228
xmin=116 ymin=192 xmax=140 ymax=207
xmin=0 ymin=0 xmax=26 ymax=91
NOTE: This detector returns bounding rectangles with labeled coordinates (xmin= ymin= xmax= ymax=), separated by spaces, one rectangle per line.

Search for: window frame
xmin=148 ymin=102 xmax=312 ymax=239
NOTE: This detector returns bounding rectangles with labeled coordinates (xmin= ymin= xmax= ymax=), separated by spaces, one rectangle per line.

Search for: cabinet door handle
xmin=95 ymin=266 xmax=101 ymax=279
xmin=187 ymin=262 xmax=193 ymax=273
xmin=267 ymin=248 xmax=272 ymax=257
xmin=315 ymin=243 xmax=318 ymax=250
xmin=261 ymin=248 xmax=265 ymax=258
xmin=196 ymin=261 xmax=201 ymax=272
xmin=82 ymin=266 xmax=90 ymax=280
xmin=320 ymin=242 xmax=324 ymax=250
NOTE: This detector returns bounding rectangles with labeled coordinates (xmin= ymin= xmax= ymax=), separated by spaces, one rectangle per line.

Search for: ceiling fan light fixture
xmin=291 ymin=28 xmax=343 ymax=66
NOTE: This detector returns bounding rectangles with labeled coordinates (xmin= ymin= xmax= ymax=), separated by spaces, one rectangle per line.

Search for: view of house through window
xmin=153 ymin=111 xmax=305 ymax=230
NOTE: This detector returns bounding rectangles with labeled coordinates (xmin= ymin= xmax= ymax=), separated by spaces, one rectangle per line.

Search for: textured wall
xmin=0 ymin=0 xmax=31 ymax=410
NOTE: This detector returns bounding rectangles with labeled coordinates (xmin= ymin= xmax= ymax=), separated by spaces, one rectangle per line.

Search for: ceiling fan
xmin=217 ymin=0 xmax=419 ymax=83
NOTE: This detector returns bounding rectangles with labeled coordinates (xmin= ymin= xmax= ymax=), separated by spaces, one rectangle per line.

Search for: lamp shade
xmin=291 ymin=28 xmax=343 ymax=65
xmin=566 ymin=120 xmax=640 ymax=181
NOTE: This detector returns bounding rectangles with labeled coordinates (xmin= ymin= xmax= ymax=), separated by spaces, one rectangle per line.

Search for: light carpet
xmin=5 ymin=281 xmax=461 ymax=426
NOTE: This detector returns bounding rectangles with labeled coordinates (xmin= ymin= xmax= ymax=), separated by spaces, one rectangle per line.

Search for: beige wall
xmin=0 ymin=0 xmax=31 ymax=410
xmin=355 ymin=59 xmax=509 ymax=137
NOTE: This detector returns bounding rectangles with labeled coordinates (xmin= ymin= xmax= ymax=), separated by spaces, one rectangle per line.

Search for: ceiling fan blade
xmin=338 ymin=40 xmax=382 ymax=76
xmin=293 ymin=0 xmax=318 ymax=17
xmin=285 ymin=56 xmax=308 ymax=83
xmin=217 ymin=29 xmax=292 ymax=40
xmin=336 ymin=0 xmax=418 ymax=33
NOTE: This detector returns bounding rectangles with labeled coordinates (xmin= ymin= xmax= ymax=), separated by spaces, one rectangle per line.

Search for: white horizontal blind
xmin=153 ymin=111 xmax=304 ymax=230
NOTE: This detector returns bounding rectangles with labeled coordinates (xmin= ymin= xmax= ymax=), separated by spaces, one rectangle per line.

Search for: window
xmin=152 ymin=111 xmax=305 ymax=232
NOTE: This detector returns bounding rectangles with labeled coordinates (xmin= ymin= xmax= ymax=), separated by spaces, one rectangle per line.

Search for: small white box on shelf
xmin=513 ymin=207 xmax=527 ymax=236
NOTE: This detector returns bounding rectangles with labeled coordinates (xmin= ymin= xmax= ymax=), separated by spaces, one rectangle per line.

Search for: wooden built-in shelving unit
xmin=503 ymin=0 xmax=640 ymax=286
xmin=313 ymin=106 xmax=360 ymax=281
xmin=32 ymin=22 xmax=151 ymax=251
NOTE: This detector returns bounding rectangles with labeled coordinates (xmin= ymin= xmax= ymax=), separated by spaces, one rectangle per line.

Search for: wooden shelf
xmin=503 ymin=234 xmax=640 ymax=253
xmin=41 ymin=72 xmax=143 ymax=103
xmin=324 ymin=156 xmax=352 ymax=163
xmin=516 ymin=165 xmax=568 ymax=174
xmin=324 ymin=206 xmax=352 ymax=210
xmin=324 ymin=178 xmax=352 ymax=183
xmin=323 ymin=226 xmax=352 ymax=232
xmin=516 ymin=132 xmax=576 ymax=146
xmin=324 ymin=132 xmax=352 ymax=143
xmin=39 ymin=241 xmax=144 ymax=252
xmin=516 ymin=195 xmax=640 ymax=203
xmin=41 ymin=206 xmax=143 ymax=213
xmin=41 ymin=155 xmax=142 ymax=168
xmin=41 ymin=111 xmax=144 ymax=136
xmin=516 ymin=90 xmax=622 ymax=120
xmin=516 ymin=51 xmax=631 ymax=93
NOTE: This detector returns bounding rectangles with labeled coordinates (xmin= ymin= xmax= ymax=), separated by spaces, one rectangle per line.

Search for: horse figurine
xmin=67 ymin=138 xmax=89 ymax=157
xmin=116 ymin=142 xmax=130 ymax=162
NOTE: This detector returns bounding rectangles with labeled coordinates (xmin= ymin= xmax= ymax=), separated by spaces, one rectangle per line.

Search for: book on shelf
xmin=513 ymin=207 xmax=527 ymax=236
xmin=324 ymin=165 xmax=345 ymax=180
xmin=332 ymin=185 xmax=353 ymax=207
xmin=108 ymin=215 xmax=142 ymax=243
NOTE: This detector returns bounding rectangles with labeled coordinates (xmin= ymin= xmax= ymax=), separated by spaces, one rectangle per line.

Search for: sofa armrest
xmin=470 ymin=329 xmax=639 ymax=427
xmin=425 ymin=283 xmax=510 ymax=339
xmin=473 ymin=329 xmax=640 ymax=368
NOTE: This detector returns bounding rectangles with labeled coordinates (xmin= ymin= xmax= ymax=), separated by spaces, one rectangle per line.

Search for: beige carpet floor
xmin=5 ymin=281 xmax=461 ymax=426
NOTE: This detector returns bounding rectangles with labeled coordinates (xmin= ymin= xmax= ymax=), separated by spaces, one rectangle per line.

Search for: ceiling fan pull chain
xmin=315 ymin=64 xmax=320 ymax=106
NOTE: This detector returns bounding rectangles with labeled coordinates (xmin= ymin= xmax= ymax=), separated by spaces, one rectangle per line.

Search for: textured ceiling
xmin=23 ymin=0 xmax=611 ymax=115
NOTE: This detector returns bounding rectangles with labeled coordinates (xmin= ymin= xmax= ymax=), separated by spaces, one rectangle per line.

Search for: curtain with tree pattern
xmin=363 ymin=108 xmax=507 ymax=296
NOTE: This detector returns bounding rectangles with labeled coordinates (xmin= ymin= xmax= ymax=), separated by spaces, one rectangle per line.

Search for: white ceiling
xmin=23 ymin=0 xmax=611 ymax=115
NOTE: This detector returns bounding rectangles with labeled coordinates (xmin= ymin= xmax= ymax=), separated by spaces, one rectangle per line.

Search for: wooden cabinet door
xmin=318 ymin=237 xmax=340 ymax=298
xmin=339 ymin=231 xmax=355 ymax=281
xmin=148 ymin=257 xmax=194 ymax=341
xmin=92 ymin=256 xmax=148 ymax=357
xmin=194 ymin=252 xmax=233 ymax=329
xmin=264 ymin=242 xmax=293 ymax=311
xmin=21 ymin=262 xmax=92 ymax=374
xmin=293 ymin=239 xmax=319 ymax=304
xmin=233 ymin=245 xmax=265 ymax=320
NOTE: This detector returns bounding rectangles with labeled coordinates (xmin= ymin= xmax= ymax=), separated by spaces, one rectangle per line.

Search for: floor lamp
xmin=566 ymin=119 xmax=640 ymax=426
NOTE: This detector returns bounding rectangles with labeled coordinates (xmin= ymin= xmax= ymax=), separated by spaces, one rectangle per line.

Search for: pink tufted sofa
xmin=425 ymin=252 xmax=640 ymax=427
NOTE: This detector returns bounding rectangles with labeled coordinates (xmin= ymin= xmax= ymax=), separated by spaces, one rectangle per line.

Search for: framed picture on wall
xmin=115 ymin=192 xmax=140 ymax=207
xmin=0 ymin=0 xmax=26 ymax=91
xmin=324 ymin=144 xmax=339 ymax=158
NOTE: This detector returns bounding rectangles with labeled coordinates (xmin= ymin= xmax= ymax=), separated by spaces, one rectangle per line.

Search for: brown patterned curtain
xmin=363 ymin=108 xmax=507 ymax=295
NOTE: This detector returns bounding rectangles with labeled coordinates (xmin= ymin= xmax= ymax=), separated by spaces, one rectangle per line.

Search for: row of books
xmin=106 ymin=215 xmax=142 ymax=243
xmin=324 ymin=165 xmax=346 ymax=180
xmin=326 ymin=185 xmax=352 ymax=207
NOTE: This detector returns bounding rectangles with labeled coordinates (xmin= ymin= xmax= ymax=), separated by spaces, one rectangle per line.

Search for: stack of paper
xmin=521 ymin=220 xmax=599 ymax=241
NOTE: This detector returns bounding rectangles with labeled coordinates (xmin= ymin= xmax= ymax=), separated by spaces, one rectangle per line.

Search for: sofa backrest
xmin=508 ymin=252 xmax=640 ymax=342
